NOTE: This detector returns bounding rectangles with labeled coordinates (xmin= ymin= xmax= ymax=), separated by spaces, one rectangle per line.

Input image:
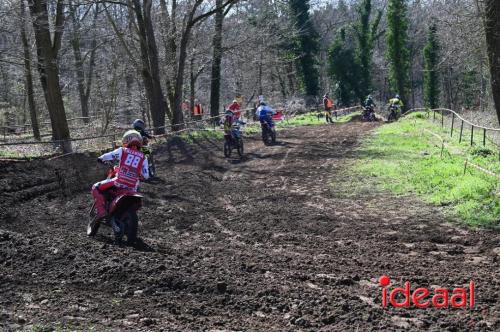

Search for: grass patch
xmin=0 ymin=148 xmax=39 ymax=160
xmin=277 ymin=111 xmax=361 ymax=127
xmin=179 ymin=129 xmax=224 ymax=143
xmin=354 ymin=112 xmax=499 ymax=228
xmin=237 ymin=111 xmax=361 ymax=136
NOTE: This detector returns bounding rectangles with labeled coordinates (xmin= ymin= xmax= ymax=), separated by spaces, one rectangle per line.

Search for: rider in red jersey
xmin=91 ymin=130 xmax=149 ymax=222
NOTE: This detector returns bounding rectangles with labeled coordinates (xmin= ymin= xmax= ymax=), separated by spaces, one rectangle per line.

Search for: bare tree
xmin=28 ymin=0 xmax=71 ymax=152
xmin=69 ymin=1 xmax=100 ymax=124
xmin=20 ymin=0 xmax=40 ymax=140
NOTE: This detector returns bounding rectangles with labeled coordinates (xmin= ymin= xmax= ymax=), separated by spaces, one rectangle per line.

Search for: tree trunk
xmin=132 ymin=0 xmax=167 ymax=134
xmin=484 ymin=0 xmax=500 ymax=125
xmin=69 ymin=2 xmax=99 ymax=124
xmin=172 ymin=28 xmax=191 ymax=131
xmin=20 ymin=0 xmax=40 ymax=140
xmin=143 ymin=0 xmax=167 ymax=133
xmin=190 ymin=57 xmax=196 ymax=120
xmin=209 ymin=0 xmax=224 ymax=119
xmin=28 ymin=0 xmax=71 ymax=152
xmin=69 ymin=2 xmax=88 ymax=123
xmin=258 ymin=52 xmax=263 ymax=96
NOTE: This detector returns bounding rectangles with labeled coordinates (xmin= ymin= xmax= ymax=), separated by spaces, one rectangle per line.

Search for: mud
xmin=0 ymin=121 xmax=499 ymax=331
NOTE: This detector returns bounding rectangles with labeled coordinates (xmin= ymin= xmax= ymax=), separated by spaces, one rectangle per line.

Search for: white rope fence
xmin=411 ymin=112 xmax=500 ymax=180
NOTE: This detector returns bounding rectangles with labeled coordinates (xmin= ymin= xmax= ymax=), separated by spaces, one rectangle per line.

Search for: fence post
xmin=433 ymin=110 xmax=436 ymax=121
xmin=464 ymin=159 xmax=468 ymax=175
xmin=451 ymin=113 xmax=455 ymax=137
xmin=459 ymin=120 xmax=464 ymax=143
xmin=483 ymin=129 xmax=486 ymax=147
xmin=470 ymin=125 xmax=474 ymax=146
xmin=441 ymin=110 xmax=444 ymax=127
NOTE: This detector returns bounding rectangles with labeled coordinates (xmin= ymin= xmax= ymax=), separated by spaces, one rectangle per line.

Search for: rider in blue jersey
xmin=255 ymin=102 xmax=276 ymax=130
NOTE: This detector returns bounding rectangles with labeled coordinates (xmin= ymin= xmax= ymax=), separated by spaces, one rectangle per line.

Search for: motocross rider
xmin=91 ymin=130 xmax=149 ymax=222
xmin=228 ymin=100 xmax=242 ymax=119
xmin=221 ymin=109 xmax=244 ymax=139
xmin=255 ymin=101 xmax=276 ymax=132
xmin=389 ymin=94 xmax=404 ymax=112
xmin=365 ymin=95 xmax=377 ymax=109
xmin=132 ymin=119 xmax=153 ymax=145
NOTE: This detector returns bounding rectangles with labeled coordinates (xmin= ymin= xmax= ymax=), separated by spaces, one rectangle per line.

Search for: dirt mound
xmin=0 ymin=122 xmax=498 ymax=331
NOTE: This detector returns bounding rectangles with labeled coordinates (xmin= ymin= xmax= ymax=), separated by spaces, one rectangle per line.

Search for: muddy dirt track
xmin=1 ymin=121 xmax=499 ymax=331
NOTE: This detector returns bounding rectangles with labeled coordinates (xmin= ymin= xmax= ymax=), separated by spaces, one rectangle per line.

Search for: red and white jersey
xmin=98 ymin=147 xmax=149 ymax=190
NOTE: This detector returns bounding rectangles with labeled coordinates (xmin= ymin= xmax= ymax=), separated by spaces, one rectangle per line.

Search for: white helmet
xmin=122 ymin=130 xmax=142 ymax=148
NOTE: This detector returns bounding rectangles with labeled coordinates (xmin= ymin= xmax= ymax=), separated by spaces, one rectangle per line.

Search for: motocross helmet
xmin=395 ymin=94 xmax=400 ymax=99
xmin=259 ymin=102 xmax=267 ymax=106
xmin=132 ymin=119 xmax=145 ymax=131
xmin=122 ymin=130 xmax=143 ymax=148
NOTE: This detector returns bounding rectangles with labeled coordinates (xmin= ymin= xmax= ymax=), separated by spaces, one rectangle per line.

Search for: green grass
xmin=354 ymin=112 xmax=499 ymax=228
xmin=0 ymin=149 xmax=39 ymax=159
xmin=179 ymin=128 xmax=224 ymax=143
xmin=234 ymin=111 xmax=361 ymax=136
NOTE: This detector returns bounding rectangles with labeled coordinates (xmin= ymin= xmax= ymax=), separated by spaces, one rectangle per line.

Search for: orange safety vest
xmin=325 ymin=98 xmax=334 ymax=109
xmin=193 ymin=104 xmax=203 ymax=115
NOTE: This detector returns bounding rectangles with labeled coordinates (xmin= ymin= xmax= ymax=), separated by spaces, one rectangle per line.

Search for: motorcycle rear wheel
xmin=116 ymin=210 xmax=139 ymax=245
xmin=262 ymin=127 xmax=274 ymax=145
xmin=388 ymin=112 xmax=396 ymax=122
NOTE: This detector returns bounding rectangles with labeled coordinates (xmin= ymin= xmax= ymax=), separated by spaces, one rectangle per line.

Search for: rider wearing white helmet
xmin=91 ymin=130 xmax=149 ymax=221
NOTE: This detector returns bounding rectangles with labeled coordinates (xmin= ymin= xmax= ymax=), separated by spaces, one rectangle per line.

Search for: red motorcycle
xmin=87 ymin=163 xmax=143 ymax=245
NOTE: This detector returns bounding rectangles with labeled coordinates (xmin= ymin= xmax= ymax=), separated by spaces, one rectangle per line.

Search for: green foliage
xmin=289 ymin=0 xmax=320 ymax=96
xmin=423 ymin=23 xmax=440 ymax=109
xmin=328 ymin=0 xmax=380 ymax=105
xmin=354 ymin=0 xmax=382 ymax=100
xmin=459 ymin=69 xmax=480 ymax=108
xmin=386 ymin=0 xmax=410 ymax=107
xmin=180 ymin=129 xmax=224 ymax=143
xmin=355 ymin=113 xmax=499 ymax=227
xmin=328 ymin=29 xmax=362 ymax=106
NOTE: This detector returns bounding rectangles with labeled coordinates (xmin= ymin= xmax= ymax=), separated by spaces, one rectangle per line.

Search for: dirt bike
xmin=87 ymin=162 xmax=143 ymax=245
xmin=362 ymin=106 xmax=376 ymax=122
xmin=224 ymin=123 xmax=244 ymax=158
xmin=387 ymin=105 xmax=400 ymax=122
xmin=261 ymin=120 xmax=276 ymax=145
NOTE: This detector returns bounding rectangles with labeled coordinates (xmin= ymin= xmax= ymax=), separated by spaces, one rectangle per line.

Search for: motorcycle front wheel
xmin=87 ymin=203 xmax=101 ymax=236
xmin=224 ymin=141 xmax=232 ymax=157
